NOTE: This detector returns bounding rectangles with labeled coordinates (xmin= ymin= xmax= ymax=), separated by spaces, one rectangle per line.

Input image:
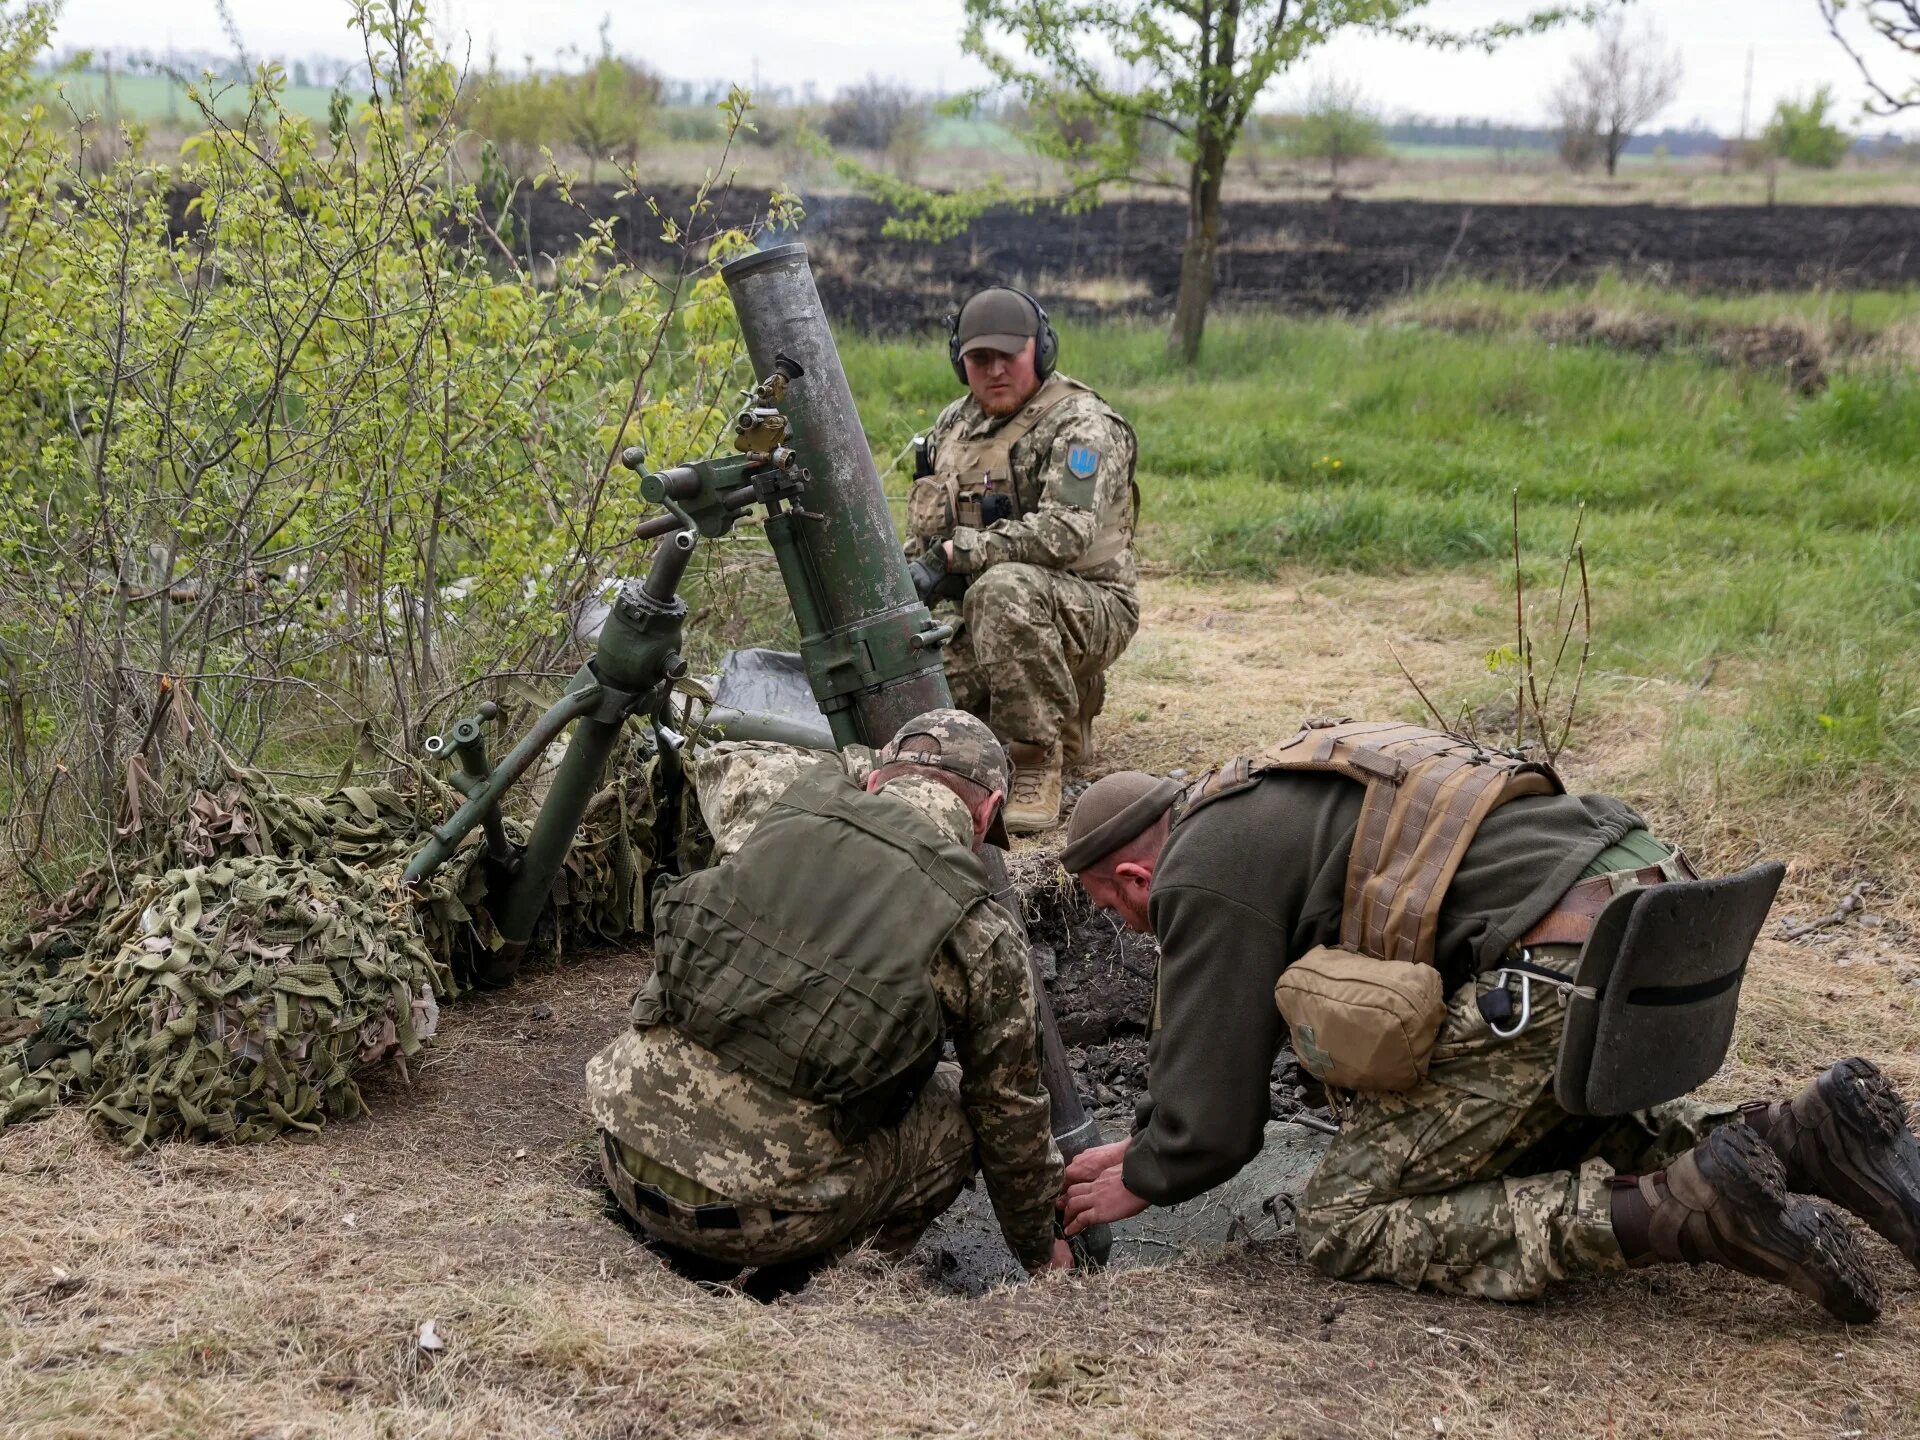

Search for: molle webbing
xmin=1179 ymin=721 xmax=1564 ymax=970
xmin=920 ymin=375 xmax=1135 ymax=574
xmin=647 ymin=766 xmax=986 ymax=1134
xmin=934 ymin=374 xmax=1088 ymax=508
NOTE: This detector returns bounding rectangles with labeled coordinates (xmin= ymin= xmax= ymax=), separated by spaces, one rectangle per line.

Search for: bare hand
xmin=1032 ymin=1237 xmax=1074 ymax=1274
xmin=941 ymin=539 xmax=956 ymax=566
xmin=1062 ymin=1137 xmax=1130 ymax=1188
xmin=1062 ymin=1163 xmax=1149 ymax=1236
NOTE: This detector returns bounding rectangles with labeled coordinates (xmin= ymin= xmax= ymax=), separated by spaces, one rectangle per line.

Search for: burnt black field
xmin=460 ymin=184 xmax=1920 ymax=329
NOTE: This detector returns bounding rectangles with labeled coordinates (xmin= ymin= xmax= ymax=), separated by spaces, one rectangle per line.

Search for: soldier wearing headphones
xmin=905 ymin=286 xmax=1141 ymax=834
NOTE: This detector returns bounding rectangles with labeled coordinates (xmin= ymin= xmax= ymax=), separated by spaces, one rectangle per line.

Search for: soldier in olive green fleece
xmin=587 ymin=714 xmax=1068 ymax=1280
xmin=906 ymin=286 xmax=1140 ymax=833
xmin=1055 ymin=755 xmax=1919 ymax=1324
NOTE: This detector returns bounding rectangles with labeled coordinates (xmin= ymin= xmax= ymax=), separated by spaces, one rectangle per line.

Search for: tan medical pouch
xmin=1273 ymin=944 xmax=1447 ymax=1093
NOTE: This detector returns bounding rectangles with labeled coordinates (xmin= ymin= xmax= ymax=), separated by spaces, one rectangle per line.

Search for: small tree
xmin=1285 ymin=75 xmax=1385 ymax=184
xmin=1548 ymin=11 xmax=1681 ymax=177
xmin=1549 ymin=80 xmax=1605 ymax=170
xmin=963 ymin=1 xmax=1582 ymax=364
xmin=1819 ymin=1 xmax=1919 ymax=112
xmin=561 ymin=19 xmax=661 ymax=184
xmin=1766 ymin=85 xmax=1854 ymax=167
xmin=467 ymin=58 xmax=561 ymax=180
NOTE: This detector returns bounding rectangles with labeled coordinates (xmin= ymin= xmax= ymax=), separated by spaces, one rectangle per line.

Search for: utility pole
xmin=1739 ymin=47 xmax=1754 ymax=144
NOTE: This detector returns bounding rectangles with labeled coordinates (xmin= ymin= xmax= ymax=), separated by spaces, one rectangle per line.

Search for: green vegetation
xmin=1766 ymin=86 xmax=1854 ymax=170
xmin=959 ymin=0 xmax=1580 ymax=362
xmin=0 ymin=3 xmax=763 ymax=882
xmin=1280 ymin=77 xmax=1386 ymax=185
xmin=842 ymin=286 xmax=1920 ymax=858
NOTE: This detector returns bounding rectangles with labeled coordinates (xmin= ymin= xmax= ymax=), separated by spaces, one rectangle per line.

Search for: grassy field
xmin=5 ymin=288 xmax=1920 ymax=1439
xmin=844 ymin=285 xmax=1920 ymax=900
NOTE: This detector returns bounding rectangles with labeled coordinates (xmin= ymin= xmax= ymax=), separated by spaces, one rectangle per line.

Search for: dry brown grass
xmin=6 ymin=577 xmax=1920 ymax=1438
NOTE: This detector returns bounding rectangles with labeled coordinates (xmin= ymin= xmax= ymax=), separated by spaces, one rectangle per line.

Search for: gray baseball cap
xmin=955 ymin=288 xmax=1040 ymax=359
xmin=876 ymin=708 xmax=1012 ymax=846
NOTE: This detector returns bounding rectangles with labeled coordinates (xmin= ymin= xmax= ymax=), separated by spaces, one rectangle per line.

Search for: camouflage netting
xmin=81 ymin=855 xmax=449 ymax=1147
xmin=0 ymin=735 xmax=694 ymax=1148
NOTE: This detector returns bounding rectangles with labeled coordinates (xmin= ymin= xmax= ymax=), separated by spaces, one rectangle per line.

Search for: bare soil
xmin=438 ymin=184 xmax=1920 ymax=329
xmin=6 ymin=575 xmax=1920 ymax=1438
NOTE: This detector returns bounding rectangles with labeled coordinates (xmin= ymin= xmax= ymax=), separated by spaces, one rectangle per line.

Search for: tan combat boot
xmin=1609 ymin=1122 xmax=1879 ymax=1324
xmin=1741 ymin=1057 xmax=1920 ymax=1272
xmin=1061 ymin=673 xmax=1104 ymax=770
xmin=1004 ymin=739 xmax=1064 ymax=835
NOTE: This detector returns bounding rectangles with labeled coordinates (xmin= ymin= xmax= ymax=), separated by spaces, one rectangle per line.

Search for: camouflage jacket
xmin=586 ymin=741 xmax=1062 ymax=1269
xmin=925 ymin=372 xmax=1139 ymax=594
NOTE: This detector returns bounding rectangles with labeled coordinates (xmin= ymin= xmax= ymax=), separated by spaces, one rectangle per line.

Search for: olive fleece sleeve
xmin=1121 ymin=882 xmax=1292 ymax=1206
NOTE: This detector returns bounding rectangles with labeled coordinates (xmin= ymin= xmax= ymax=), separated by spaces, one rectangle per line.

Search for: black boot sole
xmin=1814 ymin=1056 xmax=1920 ymax=1271
xmin=1697 ymin=1122 xmax=1882 ymax=1325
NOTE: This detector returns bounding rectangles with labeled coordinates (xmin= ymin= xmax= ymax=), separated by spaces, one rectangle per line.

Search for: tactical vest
xmin=642 ymin=765 xmax=990 ymax=1141
xmin=907 ymin=374 xmax=1137 ymax=574
xmin=1175 ymin=720 xmax=1565 ymax=967
xmin=1175 ymin=721 xmax=1565 ymax=1090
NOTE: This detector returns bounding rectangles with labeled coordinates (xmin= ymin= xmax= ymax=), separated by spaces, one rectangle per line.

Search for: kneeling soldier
xmin=587 ymin=710 xmax=1070 ymax=1283
xmin=1055 ymin=721 xmax=1920 ymax=1323
xmin=904 ymin=286 xmax=1140 ymax=834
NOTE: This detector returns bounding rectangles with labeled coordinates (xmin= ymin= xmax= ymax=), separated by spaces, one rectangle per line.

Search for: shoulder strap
xmin=990 ymin=373 xmax=1085 ymax=452
xmin=770 ymin=766 xmax=988 ymax=911
xmin=1243 ymin=721 xmax=1565 ymax=969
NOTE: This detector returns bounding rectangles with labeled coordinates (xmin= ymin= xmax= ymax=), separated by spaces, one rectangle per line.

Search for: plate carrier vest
xmin=907 ymin=374 xmax=1138 ymax=574
xmin=642 ymin=765 xmax=992 ymax=1141
xmin=1174 ymin=720 xmax=1565 ymax=969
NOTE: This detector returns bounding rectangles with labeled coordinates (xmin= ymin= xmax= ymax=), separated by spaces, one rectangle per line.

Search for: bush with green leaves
xmin=0 ymin=1 xmax=777 ymax=896
xmin=1766 ymin=85 xmax=1854 ymax=169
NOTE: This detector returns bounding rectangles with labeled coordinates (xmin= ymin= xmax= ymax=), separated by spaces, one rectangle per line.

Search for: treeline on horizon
xmin=35 ymin=46 xmax=1916 ymax=156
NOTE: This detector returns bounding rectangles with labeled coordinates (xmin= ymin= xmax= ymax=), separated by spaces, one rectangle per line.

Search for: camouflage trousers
xmin=943 ymin=562 xmax=1138 ymax=749
xmin=1297 ymin=959 xmax=1737 ymax=1302
xmin=601 ymin=1064 xmax=976 ymax=1269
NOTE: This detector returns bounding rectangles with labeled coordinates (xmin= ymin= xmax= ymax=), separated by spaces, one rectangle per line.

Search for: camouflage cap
xmin=1059 ymin=770 xmax=1182 ymax=874
xmin=876 ymin=708 xmax=1012 ymax=846
xmin=955 ymin=287 xmax=1040 ymax=358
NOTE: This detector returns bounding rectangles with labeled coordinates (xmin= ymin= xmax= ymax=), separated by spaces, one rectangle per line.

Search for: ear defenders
xmin=946 ymin=286 xmax=1058 ymax=386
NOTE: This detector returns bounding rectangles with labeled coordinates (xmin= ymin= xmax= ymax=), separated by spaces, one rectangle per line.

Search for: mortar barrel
xmin=720 ymin=242 xmax=949 ymax=742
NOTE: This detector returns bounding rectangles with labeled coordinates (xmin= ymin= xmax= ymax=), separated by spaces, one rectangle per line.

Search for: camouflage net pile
xmin=0 ymin=739 xmax=687 ymax=1148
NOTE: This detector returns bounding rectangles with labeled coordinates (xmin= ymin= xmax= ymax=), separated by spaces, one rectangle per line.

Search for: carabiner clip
xmin=1488 ymin=969 xmax=1533 ymax=1040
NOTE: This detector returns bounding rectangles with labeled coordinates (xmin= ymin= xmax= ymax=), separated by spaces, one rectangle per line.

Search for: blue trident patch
xmin=1066 ymin=444 xmax=1099 ymax=479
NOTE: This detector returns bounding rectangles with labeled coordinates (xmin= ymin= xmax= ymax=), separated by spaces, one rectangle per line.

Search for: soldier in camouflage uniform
xmin=905 ymin=287 xmax=1140 ymax=834
xmin=586 ymin=711 xmax=1070 ymax=1283
xmin=1050 ymin=757 xmax=1918 ymax=1324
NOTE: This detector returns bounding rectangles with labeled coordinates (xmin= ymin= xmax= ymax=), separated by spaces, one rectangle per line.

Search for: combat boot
xmin=1741 ymin=1057 xmax=1920 ymax=1272
xmin=1609 ymin=1122 xmax=1879 ymax=1324
xmin=1004 ymin=739 xmax=1063 ymax=835
xmin=1061 ymin=673 xmax=1104 ymax=770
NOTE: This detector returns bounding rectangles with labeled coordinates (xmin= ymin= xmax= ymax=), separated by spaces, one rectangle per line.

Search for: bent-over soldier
xmin=587 ymin=710 xmax=1070 ymax=1284
xmin=904 ymin=286 xmax=1139 ymax=834
xmin=1054 ymin=721 xmax=1920 ymax=1324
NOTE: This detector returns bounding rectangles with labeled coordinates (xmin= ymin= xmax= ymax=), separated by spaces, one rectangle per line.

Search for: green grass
xmin=36 ymin=70 xmax=351 ymax=126
xmin=841 ymin=291 xmax=1920 ymax=861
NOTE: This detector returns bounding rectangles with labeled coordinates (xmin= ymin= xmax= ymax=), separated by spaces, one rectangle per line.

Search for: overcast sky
xmin=45 ymin=0 xmax=1914 ymax=136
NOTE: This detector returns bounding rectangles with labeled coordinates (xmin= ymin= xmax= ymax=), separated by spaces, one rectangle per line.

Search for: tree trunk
xmin=1168 ymin=142 xmax=1227 ymax=365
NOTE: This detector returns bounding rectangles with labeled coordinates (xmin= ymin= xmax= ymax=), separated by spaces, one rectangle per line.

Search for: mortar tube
xmin=696 ymin=705 xmax=835 ymax=751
